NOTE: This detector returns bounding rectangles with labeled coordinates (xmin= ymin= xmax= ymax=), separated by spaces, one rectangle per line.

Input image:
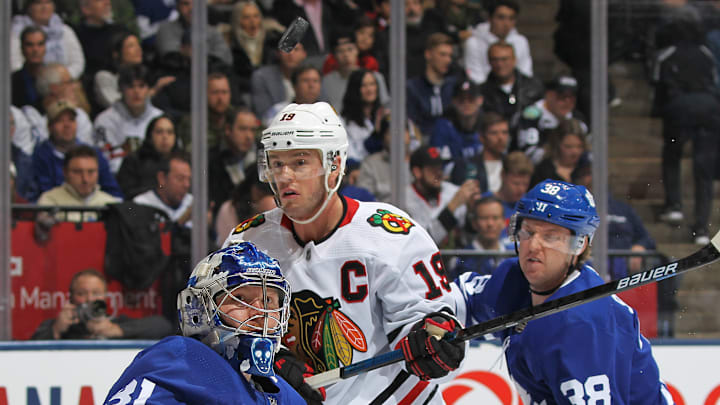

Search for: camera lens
xmin=76 ymin=300 xmax=108 ymax=323
xmin=90 ymin=300 xmax=107 ymax=318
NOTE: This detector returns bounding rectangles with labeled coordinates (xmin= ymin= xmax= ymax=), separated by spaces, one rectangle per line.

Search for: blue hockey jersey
xmin=104 ymin=336 xmax=306 ymax=405
xmin=454 ymin=258 xmax=674 ymax=405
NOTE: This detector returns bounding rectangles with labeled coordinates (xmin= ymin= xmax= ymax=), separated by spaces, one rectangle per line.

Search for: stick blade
xmin=278 ymin=17 xmax=309 ymax=53
xmin=306 ymin=367 xmax=341 ymax=390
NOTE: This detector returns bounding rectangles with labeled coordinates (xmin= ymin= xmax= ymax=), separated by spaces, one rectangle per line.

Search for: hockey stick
xmin=305 ymin=230 xmax=720 ymax=389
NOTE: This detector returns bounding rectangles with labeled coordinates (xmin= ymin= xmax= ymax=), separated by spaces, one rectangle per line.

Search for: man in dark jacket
xmin=32 ymin=269 xmax=173 ymax=340
xmin=480 ymin=41 xmax=544 ymax=135
xmin=208 ymin=107 xmax=259 ymax=216
xmin=72 ymin=0 xmax=127 ymax=80
xmin=12 ymin=26 xmax=46 ymax=110
xmin=652 ymin=14 xmax=720 ymax=244
xmin=407 ymin=32 xmax=460 ymax=138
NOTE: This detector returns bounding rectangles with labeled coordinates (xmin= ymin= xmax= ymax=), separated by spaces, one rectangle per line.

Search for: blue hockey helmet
xmin=177 ymin=242 xmax=291 ymax=376
xmin=510 ymin=179 xmax=600 ymax=251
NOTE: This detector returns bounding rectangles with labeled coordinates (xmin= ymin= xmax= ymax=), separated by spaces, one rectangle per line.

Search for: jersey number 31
xmin=106 ymin=379 xmax=157 ymax=405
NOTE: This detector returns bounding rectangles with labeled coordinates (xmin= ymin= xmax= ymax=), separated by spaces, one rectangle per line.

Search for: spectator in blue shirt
xmin=407 ymin=33 xmax=460 ymax=138
xmin=31 ymin=99 xmax=123 ymax=201
xmin=430 ymin=79 xmax=484 ymax=175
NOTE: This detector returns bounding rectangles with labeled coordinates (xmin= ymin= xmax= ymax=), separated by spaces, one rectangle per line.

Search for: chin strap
xmin=277 ymin=169 xmax=341 ymax=225
xmin=529 ymin=284 xmax=562 ymax=296
xmin=286 ymin=189 xmax=335 ymax=225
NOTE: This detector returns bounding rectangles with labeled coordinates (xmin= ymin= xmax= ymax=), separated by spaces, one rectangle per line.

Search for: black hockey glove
xmin=274 ymin=348 xmax=326 ymax=404
xmin=400 ymin=312 xmax=465 ymax=381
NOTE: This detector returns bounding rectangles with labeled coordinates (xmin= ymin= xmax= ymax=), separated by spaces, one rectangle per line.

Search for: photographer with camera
xmin=31 ymin=269 xmax=174 ymax=340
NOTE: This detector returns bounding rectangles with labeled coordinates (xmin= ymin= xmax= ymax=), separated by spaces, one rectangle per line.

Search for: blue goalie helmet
xmin=510 ymin=179 xmax=600 ymax=252
xmin=177 ymin=242 xmax=291 ymax=377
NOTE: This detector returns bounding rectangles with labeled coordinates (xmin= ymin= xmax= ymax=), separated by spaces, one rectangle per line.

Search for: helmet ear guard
xmin=257 ymin=148 xmax=269 ymax=183
xmin=508 ymin=213 xmax=520 ymax=243
xmin=572 ymin=235 xmax=588 ymax=256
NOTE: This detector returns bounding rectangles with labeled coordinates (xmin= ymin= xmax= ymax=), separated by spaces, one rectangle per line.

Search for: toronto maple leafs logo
xmin=367 ymin=209 xmax=414 ymax=235
xmin=283 ymin=290 xmax=367 ymax=372
xmin=181 ymin=295 xmax=205 ymax=329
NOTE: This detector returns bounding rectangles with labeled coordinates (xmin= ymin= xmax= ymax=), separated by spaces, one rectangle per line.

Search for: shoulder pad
xmin=366 ymin=208 xmax=415 ymax=235
xmin=231 ymin=213 xmax=266 ymax=235
xmin=522 ymin=106 xmax=541 ymax=120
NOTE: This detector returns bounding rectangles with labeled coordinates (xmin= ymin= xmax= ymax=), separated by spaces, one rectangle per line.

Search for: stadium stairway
xmin=517 ymin=0 xmax=720 ymax=338
xmin=609 ymin=61 xmax=720 ymax=338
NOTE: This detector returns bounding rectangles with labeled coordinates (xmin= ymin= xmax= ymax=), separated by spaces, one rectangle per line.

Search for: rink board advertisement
xmin=9 ymin=221 xmax=170 ymax=340
xmin=1 ymin=342 xmax=719 ymax=405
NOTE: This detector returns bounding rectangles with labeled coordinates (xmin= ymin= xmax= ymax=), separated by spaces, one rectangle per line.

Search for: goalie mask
xmin=258 ymin=102 xmax=348 ymax=224
xmin=509 ymin=179 xmax=599 ymax=256
xmin=178 ymin=242 xmax=291 ymax=377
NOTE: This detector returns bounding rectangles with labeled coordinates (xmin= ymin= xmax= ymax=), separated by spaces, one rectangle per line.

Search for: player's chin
xmin=521 ymin=262 xmax=545 ymax=280
xmin=282 ymin=205 xmax=312 ymax=220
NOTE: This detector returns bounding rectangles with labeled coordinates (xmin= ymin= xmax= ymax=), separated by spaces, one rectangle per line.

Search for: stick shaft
xmin=305 ymin=232 xmax=720 ymax=389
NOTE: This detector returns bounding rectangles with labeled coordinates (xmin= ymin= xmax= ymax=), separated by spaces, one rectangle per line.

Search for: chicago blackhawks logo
xmin=367 ymin=209 xmax=414 ymax=235
xmin=232 ymin=214 xmax=265 ymax=234
xmin=283 ymin=290 xmax=367 ymax=372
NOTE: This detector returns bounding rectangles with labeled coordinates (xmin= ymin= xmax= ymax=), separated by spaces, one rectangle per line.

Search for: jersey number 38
xmin=560 ymin=374 xmax=610 ymax=405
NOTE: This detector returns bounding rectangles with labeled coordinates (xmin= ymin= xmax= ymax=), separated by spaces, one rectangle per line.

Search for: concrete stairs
xmin=516 ymin=1 xmax=720 ymax=338
xmin=610 ymin=67 xmax=720 ymax=338
xmin=608 ymin=60 xmax=720 ymax=338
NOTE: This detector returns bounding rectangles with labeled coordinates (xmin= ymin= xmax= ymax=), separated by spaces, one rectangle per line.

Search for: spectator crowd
xmin=11 ymin=0 xmax=714 ymax=336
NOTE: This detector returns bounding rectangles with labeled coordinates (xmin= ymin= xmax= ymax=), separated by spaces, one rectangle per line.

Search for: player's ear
xmin=329 ymin=155 xmax=342 ymax=185
xmin=573 ymin=236 xmax=587 ymax=255
xmin=411 ymin=165 xmax=421 ymax=180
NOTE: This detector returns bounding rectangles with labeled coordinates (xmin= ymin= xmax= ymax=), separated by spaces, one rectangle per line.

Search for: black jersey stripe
xmin=369 ymin=370 xmax=410 ymax=405
xmin=422 ymin=385 xmax=438 ymax=405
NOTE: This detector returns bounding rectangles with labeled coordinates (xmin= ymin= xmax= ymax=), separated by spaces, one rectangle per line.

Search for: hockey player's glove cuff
xmin=400 ymin=312 xmax=465 ymax=380
xmin=274 ymin=348 xmax=326 ymax=404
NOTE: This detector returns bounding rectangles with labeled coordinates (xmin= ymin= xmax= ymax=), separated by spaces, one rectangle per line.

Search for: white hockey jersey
xmin=223 ymin=196 xmax=461 ymax=405
xmin=404 ymin=182 xmax=466 ymax=245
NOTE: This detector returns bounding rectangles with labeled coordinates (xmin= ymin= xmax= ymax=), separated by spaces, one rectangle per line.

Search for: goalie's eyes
xmin=219 ymin=285 xmax=282 ymax=311
xmin=231 ymin=293 xmax=280 ymax=310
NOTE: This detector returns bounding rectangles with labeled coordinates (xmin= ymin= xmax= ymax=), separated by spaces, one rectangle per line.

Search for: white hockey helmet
xmin=259 ymin=102 xmax=349 ymax=223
